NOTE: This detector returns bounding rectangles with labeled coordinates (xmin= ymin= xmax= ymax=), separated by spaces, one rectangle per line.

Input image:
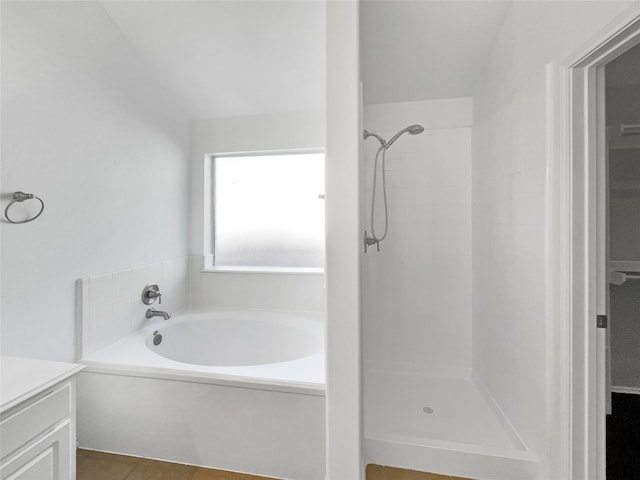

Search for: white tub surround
xmin=77 ymin=307 xmax=326 ymax=479
xmin=79 ymin=256 xmax=190 ymax=359
xmin=1 ymin=356 xmax=83 ymax=480
xmin=189 ymin=255 xmax=326 ymax=313
xmin=78 ymin=371 xmax=325 ymax=480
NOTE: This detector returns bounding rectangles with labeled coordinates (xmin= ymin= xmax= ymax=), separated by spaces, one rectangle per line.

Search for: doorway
xmin=604 ymin=42 xmax=640 ymax=479
xmin=565 ymin=11 xmax=640 ymax=480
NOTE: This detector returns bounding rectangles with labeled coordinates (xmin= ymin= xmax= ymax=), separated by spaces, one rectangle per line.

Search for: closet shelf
xmin=610 ymin=260 xmax=640 ymax=274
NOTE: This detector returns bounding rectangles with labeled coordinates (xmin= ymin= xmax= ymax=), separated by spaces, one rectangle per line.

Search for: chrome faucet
xmin=145 ymin=308 xmax=171 ymax=320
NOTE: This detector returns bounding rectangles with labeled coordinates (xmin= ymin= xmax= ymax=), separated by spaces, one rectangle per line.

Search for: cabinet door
xmin=1 ymin=420 xmax=71 ymax=480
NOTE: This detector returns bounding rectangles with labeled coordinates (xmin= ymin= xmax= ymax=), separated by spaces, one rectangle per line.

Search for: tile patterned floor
xmin=77 ymin=450 xmax=475 ymax=480
xmin=76 ymin=449 xmax=280 ymax=480
xmin=366 ymin=464 xmax=474 ymax=480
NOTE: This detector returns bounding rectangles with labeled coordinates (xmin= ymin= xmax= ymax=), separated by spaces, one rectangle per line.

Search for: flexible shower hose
xmin=369 ymin=145 xmax=389 ymax=243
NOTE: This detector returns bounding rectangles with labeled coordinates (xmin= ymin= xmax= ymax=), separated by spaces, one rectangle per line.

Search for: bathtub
xmin=77 ymin=307 xmax=326 ymax=480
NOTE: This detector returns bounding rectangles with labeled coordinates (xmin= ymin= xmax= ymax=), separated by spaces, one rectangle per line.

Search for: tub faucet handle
xmin=142 ymin=284 xmax=162 ymax=305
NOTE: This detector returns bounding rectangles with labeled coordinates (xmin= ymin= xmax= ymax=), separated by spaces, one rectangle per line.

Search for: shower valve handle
xmin=148 ymin=291 xmax=162 ymax=304
xmin=142 ymin=284 xmax=162 ymax=305
xmin=364 ymin=232 xmax=380 ymax=253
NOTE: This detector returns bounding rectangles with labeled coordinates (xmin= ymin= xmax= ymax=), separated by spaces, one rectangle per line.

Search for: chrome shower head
xmin=386 ymin=124 xmax=424 ymax=148
xmin=363 ymin=124 xmax=424 ymax=149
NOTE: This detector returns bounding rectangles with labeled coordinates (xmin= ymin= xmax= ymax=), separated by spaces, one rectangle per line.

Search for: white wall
xmin=362 ymin=98 xmax=472 ymax=377
xmin=190 ymin=266 xmax=326 ymax=313
xmin=1 ymin=2 xmax=191 ymax=362
xmin=189 ymin=112 xmax=326 ymax=313
xmin=325 ymin=2 xmax=363 ymax=478
xmin=471 ymin=1 xmax=637 ymax=475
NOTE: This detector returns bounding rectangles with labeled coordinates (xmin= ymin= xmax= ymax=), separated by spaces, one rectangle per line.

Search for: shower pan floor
xmin=364 ymin=368 xmax=539 ymax=480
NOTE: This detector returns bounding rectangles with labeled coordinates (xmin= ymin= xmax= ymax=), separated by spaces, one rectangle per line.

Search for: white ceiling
xmin=361 ymin=0 xmax=511 ymax=105
xmin=100 ymin=1 xmax=326 ymax=120
xmin=100 ymin=0 xmax=511 ymax=119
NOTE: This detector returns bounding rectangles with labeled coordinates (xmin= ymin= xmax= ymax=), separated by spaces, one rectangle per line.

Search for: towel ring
xmin=4 ymin=191 xmax=45 ymax=224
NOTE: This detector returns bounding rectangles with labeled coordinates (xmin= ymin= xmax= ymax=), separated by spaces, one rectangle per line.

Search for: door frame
xmin=551 ymin=7 xmax=640 ymax=480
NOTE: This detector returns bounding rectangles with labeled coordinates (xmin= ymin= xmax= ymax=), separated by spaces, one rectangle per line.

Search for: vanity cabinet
xmin=0 ymin=357 xmax=83 ymax=480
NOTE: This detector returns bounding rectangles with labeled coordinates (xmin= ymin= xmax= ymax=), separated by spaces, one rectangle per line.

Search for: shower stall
xmin=358 ymin=5 xmax=546 ymax=478
xmin=360 ymin=99 xmax=538 ymax=480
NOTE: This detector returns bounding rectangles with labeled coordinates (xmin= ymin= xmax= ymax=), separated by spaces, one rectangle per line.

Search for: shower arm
xmin=363 ymin=130 xmax=387 ymax=148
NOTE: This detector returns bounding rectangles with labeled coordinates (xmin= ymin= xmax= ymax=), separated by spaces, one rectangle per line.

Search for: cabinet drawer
xmin=0 ymin=383 xmax=71 ymax=460
xmin=0 ymin=419 xmax=71 ymax=480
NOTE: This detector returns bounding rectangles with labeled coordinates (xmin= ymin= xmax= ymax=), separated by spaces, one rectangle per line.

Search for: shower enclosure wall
xmin=361 ymin=98 xmax=538 ymax=479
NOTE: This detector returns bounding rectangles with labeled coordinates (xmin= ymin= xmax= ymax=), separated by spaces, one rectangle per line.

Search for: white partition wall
xmin=325 ymin=2 xmax=362 ymax=479
xmin=472 ymin=2 xmax=638 ymax=478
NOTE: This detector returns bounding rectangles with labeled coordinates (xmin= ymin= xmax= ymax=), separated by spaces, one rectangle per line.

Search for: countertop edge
xmin=1 ymin=360 xmax=85 ymax=414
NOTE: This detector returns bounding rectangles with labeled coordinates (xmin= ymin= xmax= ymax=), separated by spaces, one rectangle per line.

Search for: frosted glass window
xmin=214 ymin=152 xmax=325 ymax=268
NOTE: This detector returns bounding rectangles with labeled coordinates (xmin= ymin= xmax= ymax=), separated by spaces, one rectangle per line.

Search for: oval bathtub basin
xmin=145 ymin=311 xmax=323 ymax=367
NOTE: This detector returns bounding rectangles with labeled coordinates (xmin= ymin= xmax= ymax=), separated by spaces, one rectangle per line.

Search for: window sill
xmin=200 ymin=266 xmax=325 ymax=275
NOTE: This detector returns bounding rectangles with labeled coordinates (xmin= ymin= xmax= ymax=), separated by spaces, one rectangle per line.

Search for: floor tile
xmin=76 ymin=448 xmax=89 ymax=461
xmin=77 ymin=451 xmax=138 ymax=480
xmin=75 ymin=449 xmax=285 ymax=480
xmin=78 ymin=449 xmax=139 ymax=465
xmin=385 ymin=466 xmax=451 ymax=480
xmin=190 ymin=467 xmax=256 ymax=479
xmin=125 ymin=460 xmax=195 ymax=480
xmin=366 ymin=464 xmax=384 ymax=480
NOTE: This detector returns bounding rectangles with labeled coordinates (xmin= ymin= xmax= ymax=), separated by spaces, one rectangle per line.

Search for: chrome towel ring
xmin=4 ymin=191 xmax=45 ymax=224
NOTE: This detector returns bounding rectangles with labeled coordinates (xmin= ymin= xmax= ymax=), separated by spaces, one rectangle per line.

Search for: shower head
xmin=386 ymin=124 xmax=424 ymax=148
xmin=363 ymin=124 xmax=424 ymax=149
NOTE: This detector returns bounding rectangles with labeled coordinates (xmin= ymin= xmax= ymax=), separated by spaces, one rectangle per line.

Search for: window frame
xmin=202 ymin=148 xmax=326 ymax=274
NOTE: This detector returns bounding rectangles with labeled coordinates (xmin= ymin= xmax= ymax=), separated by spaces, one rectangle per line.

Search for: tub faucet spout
xmin=146 ymin=308 xmax=171 ymax=320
